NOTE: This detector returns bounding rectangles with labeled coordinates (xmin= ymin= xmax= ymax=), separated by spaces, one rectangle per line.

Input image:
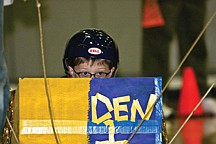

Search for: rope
xmin=6 ymin=116 xmax=19 ymax=144
xmin=168 ymin=81 xmax=216 ymax=144
xmin=35 ymin=0 xmax=60 ymax=143
xmin=125 ymin=9 xmax=216 ymax=144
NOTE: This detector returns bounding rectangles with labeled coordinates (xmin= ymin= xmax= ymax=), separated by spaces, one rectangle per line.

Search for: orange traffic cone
xmin=177 ymin=67 xmax=204 ymax=116
xmin=142 ymin=0 xmax=165 ymax=28
xmin=178 ymin=118 xmax=204 ymax=144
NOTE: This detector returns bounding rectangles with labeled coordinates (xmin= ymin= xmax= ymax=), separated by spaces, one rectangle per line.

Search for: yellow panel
xmin=14 ymin=78 xmax=91 ymax=144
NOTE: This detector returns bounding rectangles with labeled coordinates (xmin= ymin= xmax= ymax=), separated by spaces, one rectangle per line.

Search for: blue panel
xmin=88 ymin=77 xmax=162 ymax=144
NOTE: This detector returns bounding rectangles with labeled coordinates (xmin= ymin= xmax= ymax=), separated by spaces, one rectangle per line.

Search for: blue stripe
xmin=87 ymin=120 xmax=162 ymax=134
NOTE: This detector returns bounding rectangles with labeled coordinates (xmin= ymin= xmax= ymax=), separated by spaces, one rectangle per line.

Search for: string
xmin=168 ymin=81 xmax=215 ymax=144
xmin=6 ymin=116 xmax=19 ymax=143
xmin=35 ymin=0 xmax=60 ymax=143
xmin=5 ymin=1 xmax=61 ymax=143
xmin=125 ymin=9 xmax=216 ymax=144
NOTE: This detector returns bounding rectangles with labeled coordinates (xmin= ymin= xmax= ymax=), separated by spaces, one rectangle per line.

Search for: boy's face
xmin=68 ymin=59 xmax=115 ymax=78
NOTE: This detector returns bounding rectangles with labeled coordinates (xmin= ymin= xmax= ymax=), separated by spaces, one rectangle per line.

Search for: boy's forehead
xmin=74 ymin=59 xmax=109 ymax=70
xmin=76 ymin=57 xmax=106 ymax=63
xmin=82 ymin=59 xmax=108 ymax=66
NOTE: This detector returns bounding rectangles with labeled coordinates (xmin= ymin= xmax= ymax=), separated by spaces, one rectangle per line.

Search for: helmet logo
xmin=88 ymin=48 xmax=102 ymax=55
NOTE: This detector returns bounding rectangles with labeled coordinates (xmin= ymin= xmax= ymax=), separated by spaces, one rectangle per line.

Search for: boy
xmin=62 ymin=28 xmax=119 ymax=78
xmin=63 ymin=28 xmax=167 ymax=143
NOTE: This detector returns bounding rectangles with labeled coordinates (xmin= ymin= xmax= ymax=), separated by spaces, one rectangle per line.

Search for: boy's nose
xmin=90 ymin=74 xmax=95 ymax=78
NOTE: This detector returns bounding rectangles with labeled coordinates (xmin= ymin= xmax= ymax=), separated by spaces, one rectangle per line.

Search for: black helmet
xmin=63 ymin=28 xmax=119 ymax=73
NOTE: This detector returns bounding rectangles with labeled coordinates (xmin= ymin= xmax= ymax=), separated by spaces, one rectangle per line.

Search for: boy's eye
xmin=80 ymin=72 xmax=91 ymax=77
xmin=95 ymin=72 xmax=109 ymax=78
xmin=82 ymin=72 xmax=90 ymax=75
xmin=97 ymin=72 xmax=105 ymax=75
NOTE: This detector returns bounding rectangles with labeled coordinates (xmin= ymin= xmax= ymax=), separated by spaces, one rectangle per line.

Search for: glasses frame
xmin=73 ymin=69 xmax=111 ymax=78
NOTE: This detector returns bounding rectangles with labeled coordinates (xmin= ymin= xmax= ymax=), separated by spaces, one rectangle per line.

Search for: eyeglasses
xmin=73 ymin=70 xmax=111 ymax=78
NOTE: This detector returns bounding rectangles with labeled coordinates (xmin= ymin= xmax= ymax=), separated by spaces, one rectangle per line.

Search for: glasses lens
xmin=79 ymin=72 xmax=91 ymax=78
xmin=76 ymin=71 xmax=110 ymax=78
xmin=95 ymin=72 xmax=108 ymax=78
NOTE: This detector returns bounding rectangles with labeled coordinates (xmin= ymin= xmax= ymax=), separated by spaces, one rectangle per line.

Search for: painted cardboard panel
xmin=14 ymin=77 xmax=162 ymax=144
